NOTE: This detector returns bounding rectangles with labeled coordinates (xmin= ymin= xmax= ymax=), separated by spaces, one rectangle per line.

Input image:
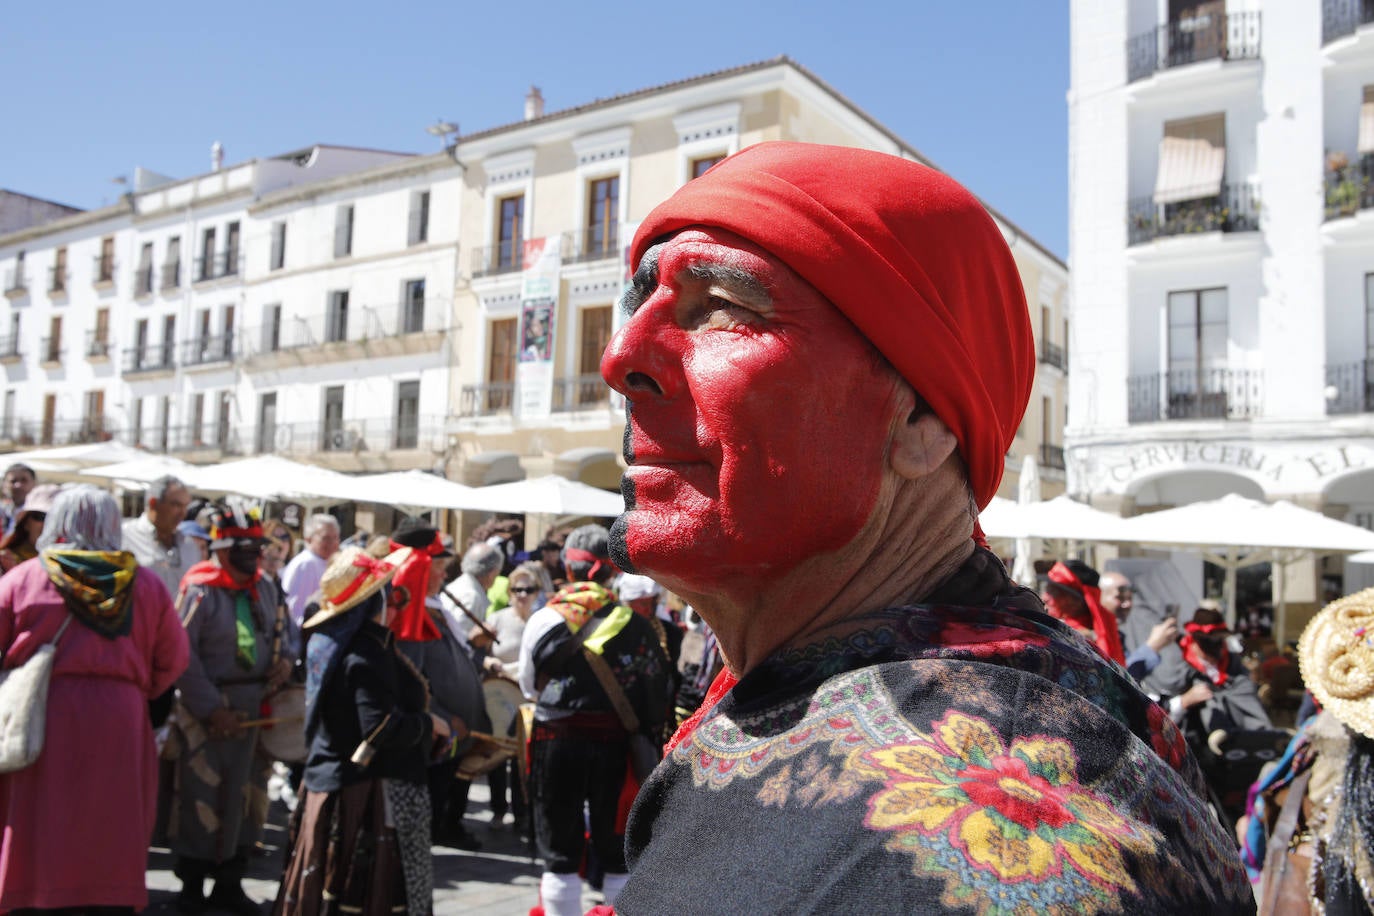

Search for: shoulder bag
xmin=0 ymin=613 xmax=74 ymax=773
xmin=583 ymin=647 xmax=662 ymax=783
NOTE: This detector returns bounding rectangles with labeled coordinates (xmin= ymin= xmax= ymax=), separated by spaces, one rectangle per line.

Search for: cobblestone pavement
xmin=144 ymin=780 xmax=607 ymax=915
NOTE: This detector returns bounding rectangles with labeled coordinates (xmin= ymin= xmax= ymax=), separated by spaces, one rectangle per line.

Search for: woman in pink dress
xmin=0 ymin=484 xmax=190 ymax=913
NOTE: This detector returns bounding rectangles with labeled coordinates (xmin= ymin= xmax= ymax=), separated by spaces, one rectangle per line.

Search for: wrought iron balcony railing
xmin=48 ymin=267 xmax=67 ymax=294
xmin=254 ymin=416 xmax=444 ymax=455
xmin=1324 ymin=155 xmax=1374 ymax=220
xmin=92 ymin=255 xmax=115 ymax=285
xmin=182 ymin=334 xmax=236 ymax=367
xmin=4 ymin=269 xmax=26 ymax=296
xmin=161 ymin=262 xmax=181 ymax=290
xmin=134 ymin=265 xmax=154 ymax=296
xmin=459 ymin=382 xmax=515 ymax=417
xmin=39 ymin=337 xmax=63 ymax=365
xmin=552 ymin=374 xmax=612 ymax=411
xmin=1040 ymin=341 xmax=1067 ymax=371
xmin=1127 ymin=368 xmax=1263 ymax=422
xmin=243 ymin=301 xmax=448 ymax=358
xmin=1127 ymin=11 xmax=1261 ymax=83
xmin=471 ymin=242 xmax=526 ymax=278
xmin=123 ymin=345 xmax=176 ymax=374
xmin=1128 ymin=183 xmax=1260 ymax=245
xmin=193 ymin=251 xmax=243 ymax=283
xmin=1327 ymin=359 xmax=1374 ymax=414
xmin=0 ymin=336 xmax=20 ymax=360
xmin=85 ymin=331 xmax=112 ymax=360
xmin=564 ymin=227 xmax=622 ymax=265
xmin=1039 ymin=443 xmax=1066 ymax=471
xmin=1324 ymin=0 xmax=1374 ymax=44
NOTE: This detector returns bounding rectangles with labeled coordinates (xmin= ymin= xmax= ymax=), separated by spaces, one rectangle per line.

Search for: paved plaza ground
xmin=144 ymin=779 xmax=606 ymax=915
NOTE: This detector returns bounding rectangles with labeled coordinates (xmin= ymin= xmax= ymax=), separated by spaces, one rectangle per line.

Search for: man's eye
xmin=701 ymin=296 xmax=755 ymax=330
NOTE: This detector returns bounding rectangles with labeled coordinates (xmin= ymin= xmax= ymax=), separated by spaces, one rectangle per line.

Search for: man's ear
xmin=890 ymin=411 xmax=959 ymax=481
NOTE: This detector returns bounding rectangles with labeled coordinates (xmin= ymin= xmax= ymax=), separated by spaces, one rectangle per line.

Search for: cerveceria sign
xmin=1083 ymin=439 xmax=1373 ymax=493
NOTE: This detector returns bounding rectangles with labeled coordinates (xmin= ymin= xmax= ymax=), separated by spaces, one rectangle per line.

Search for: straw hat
xmin=1298 ymin=587 xmax=1374 ymax=739
xmin=303 ymin=545 xmax=412 ymax=630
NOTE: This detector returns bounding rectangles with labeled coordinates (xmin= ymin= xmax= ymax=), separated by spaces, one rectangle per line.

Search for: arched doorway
xmin=1324 ymin=467 xmax=1374 ymax=596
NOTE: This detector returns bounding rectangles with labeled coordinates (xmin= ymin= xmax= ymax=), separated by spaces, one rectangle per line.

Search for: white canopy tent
xmin=351 ymin=470 xmax=479 ymax=515
xmin=186 ymin=455 xmax=361 ymax=509
xmin=2 ymin=441 xmax=148 ymax=474
xmin=81 ymin=454 xmax=203 ymax=489
xmin=455 ymin=475 xmax=624 ymax=517
xmin=979 ymin=494 xmax=1136 ymax=543
xmin=1117 ymin=494 xmax=1374 ymax=640
xmin=1010 ymin=455 xmax=1041 ymax=588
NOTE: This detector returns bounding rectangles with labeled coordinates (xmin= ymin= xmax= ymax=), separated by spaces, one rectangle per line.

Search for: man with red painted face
xmin=600 ymin=143 xmax=1252 ymax=914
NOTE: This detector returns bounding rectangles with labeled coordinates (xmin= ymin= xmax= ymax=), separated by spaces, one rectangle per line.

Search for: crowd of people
xmin=6 ymin=141 xmax=1374 ymax=916
xmin=0 ymin=462 xmax=716 ymax=915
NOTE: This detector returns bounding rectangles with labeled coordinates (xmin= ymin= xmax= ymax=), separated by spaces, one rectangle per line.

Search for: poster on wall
xmin=516 ymin=237 xmax=561 ymax=420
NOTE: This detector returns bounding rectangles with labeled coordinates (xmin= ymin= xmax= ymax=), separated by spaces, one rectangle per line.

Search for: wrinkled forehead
xmin=623 ymin=227 xmax=806 ymax=311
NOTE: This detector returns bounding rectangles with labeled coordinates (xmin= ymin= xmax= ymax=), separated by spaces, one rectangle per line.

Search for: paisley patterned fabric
xmin=618 ymin=549 xmax=1255 ymax=915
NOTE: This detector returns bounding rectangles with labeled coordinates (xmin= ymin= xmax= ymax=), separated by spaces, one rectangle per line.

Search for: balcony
xmin=133 ymin=265 xmax=154 ymax=297
xmin=552 ymin=374 xmax=612 ymax=411
xmin=48 ymin=267 xmax=68 ymax=296
xmin=258 ymin=416 xmax=444 ymax=459
xmin=182 ymin=334 xmax=236 ymax=369
xmin=244 ymin=301 xmax=449 ymax=367
xmin=1127 ymin=368 xmax=1263 ymax=422
xmin=39 ymin=337 xmax=63 ymax=367
xmin=1040 ymin=340 xmax=1067 ymax=371
xmin=1039 ymin=443 xmax=1066 ymax=471
xmin=85 ymin=332 xmax=112 ymax=362
xmin=92 ymin=255 xmax=116 ymax=288
xmin=4 ymin=269 xmax=26 ymax=299
xmin=459 ymin=382 xmax=514 ymax=418
xmin=193 ymin=250 xmax=243 ymax=284
xmin=125 ymin=423 xmax=243 ymax=456
xmin=564 ymin=227 xmax=622 ymax=266
xmin=161 ymin=262 xmax=181 ymax=291
xmin=1327 ymin=359 xmax=1374 ymax=414
xmin=122 ymin=344 xmax=176 ymax=376
xmin=471 ymin=243 xmax=525 ymax=279
xmin=1127 ymin=11 xmax=1261 ymax=83
xmin=1324 ymin=0 xmax=1374 ymax=44
xmin=0 ymin=336 xmax=21 ymax=365
xmin=1324 ymin=154 xmax=1374 ymax=221
xmin=1128 ymin=184 xmax=1260 ymax=246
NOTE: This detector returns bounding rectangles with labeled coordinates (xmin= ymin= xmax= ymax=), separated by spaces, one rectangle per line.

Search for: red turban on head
xmin=630 ymin=142 xmax=1035 ymax=512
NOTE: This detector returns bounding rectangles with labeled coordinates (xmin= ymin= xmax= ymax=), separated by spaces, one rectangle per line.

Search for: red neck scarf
xmin=387 ymin=535 xmax=443 ymax=642
xmin=1180 ymin=624 xmax=1229 ymax=687
xmin=182 ymin=559 xmax=260 ymax=601
xmin=1045 ymin=562 xmax=1124 ymax=665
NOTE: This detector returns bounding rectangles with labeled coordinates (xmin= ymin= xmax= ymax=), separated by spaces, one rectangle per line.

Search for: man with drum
xmin=389 ymin=520 xmax=489 ymax=851
xmin=169 ymin=501 xmax=293 ymax=915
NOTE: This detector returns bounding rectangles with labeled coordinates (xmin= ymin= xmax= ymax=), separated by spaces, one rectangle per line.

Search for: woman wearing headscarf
xmin=274 ymin=545 xmax=449 ymax=916
xmin=0 ymin=484 xmax=189 ymax=913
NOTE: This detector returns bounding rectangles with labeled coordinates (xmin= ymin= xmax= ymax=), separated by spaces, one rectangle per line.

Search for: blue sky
xmin=1 ymin=1 xmax=1069 ymax=257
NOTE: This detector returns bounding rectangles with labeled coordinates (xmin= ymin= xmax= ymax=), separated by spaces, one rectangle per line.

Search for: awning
xmin=1358 ymin=85 xmax=1374 ymax=155
xmin=1153 ymin=136 xmax=1226 ymax=204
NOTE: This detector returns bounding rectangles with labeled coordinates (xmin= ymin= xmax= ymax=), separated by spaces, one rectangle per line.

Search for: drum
xmin=483 ymin=676 xmax=525 ymax=739
xmin=258 ymin=684 xmax=307 ymax=764
xmin=516 ymin=702 xmax=536 ymax=795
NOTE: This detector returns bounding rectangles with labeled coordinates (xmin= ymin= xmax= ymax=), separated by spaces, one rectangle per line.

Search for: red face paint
xmin=601 ymin=228 xmax=904 ymax=590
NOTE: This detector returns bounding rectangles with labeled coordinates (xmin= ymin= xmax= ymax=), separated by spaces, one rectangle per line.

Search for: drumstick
xmin=238 ymin=714 xmax=304 ymax=728
xmin=441 ymin=585 xmax=499 ymax=642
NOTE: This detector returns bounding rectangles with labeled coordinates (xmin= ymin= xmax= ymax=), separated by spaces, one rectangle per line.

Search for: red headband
xmin=1185 ymin=621 xmax=1229 ymax=635
xmin=329 ymin=552 xmax=396 ymax=607
xmin=386 ymin=537 xmax=442 ymax=642
xmin=564 ymin=546 xmax=613 ymax=582
xmin=631 ymin=142 xmax=1034 ymax=512
xmin=1046 ymin=562 xmax=1125 ymax=665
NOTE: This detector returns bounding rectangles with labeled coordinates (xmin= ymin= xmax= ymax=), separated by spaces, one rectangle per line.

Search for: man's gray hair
xmin=564 ymin=524 xmax=612 ymax=583
xmin=146 ymin=474 xmax=185 ymax=504
xmin=38 ymin=485 xmax=120 ymax=552
xmin=303 ymin=513 xmax=340 ymax=539
xmin=461 ymin=541 xmax=503 ymax=579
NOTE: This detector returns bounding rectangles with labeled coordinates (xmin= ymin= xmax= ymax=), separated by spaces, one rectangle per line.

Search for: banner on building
xmin=516 ymin=237 xmax=561 ymax=421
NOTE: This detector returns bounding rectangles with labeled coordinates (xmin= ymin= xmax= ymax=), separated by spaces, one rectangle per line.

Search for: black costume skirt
xmin=273 ymin=779 xmax=431 ymax=916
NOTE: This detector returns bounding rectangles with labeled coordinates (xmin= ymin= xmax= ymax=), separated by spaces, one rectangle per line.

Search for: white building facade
xmin=1068 ymin=0 xmax=1374 ymax=628
xmin=0 ymin=145 xmax=464 ymax=476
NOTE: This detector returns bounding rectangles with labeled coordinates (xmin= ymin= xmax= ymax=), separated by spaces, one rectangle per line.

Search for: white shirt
xmin=280 ymin=549 xmax=329 ymax=625
xmin=121 ymin=515 xmax=200 ymax=601
xmin=440 ymin=573 xmax=489 ymax=650
xmin=517 ymin=605 xmax=568 ymax=700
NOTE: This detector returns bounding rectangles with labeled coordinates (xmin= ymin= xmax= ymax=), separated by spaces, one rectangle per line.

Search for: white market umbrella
xmin=352 ymin=469 xmax=478 ymax=515
xmin=1119 ymin=494 xmax=1374 ymax=638
xmin=82 ymin=454 xmax=202 ymax=488
xmin=979 ymin=494 xmax=1133 ymax=543
xmin=457 ymin=474 xmax=624 ymax=517
xmin=1011 ymin=455 xmax=1042 ymax=588
xmin=2 ymin=441 xmax=147 ymax=471
xmin=187 ymin=455 xmax=360 ymax=508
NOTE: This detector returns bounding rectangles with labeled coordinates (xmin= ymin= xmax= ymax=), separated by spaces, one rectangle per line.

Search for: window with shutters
xmin=408 ymin=191 xmax=430 ymax=246
xmin=497 ymin=194 xmax=524 ymax=270
xmin=326 ymin=291 xmax=349 ymax=343
xmin=335 ymin=205 xmax=354 ymax=258
xmin=270 ymin=221 xmax=286 ymax=271
xmin=263 ymin=304 xmax=282 ymax=353
xmin=162 ymin=236 xmax=180 ymax=289
xmin=403 ymin=279 xmax=425 ymax=334
xmin=199 ymin=228 xmax=215 ymax=281
xmin=135 ymin=243 xmax=154 ymax=295
xmin=578 ymin=306 xmax=613 ymax=405
xmin=585 ymin=177 xmax=619 ymax=259
xmin=322 ymin=386 xmax=345 ymax=450
xmin=395 ymin=380 xmax=420 ymax=448
xmin=487 ymin=318 xmax=517 ymax=412
xmin=224 ymin=221 xmax=240 ymax=276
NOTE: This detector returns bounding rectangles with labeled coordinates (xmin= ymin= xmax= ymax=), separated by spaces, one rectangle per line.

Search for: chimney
xmin=211 ymin=141 xmax=224 ymax=173
xmin=525 ymin=86 xmax=544 ymax=121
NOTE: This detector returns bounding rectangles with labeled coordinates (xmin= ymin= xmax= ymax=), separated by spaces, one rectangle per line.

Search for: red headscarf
xmin=386 ymin=532 xmax=445 ymax=642
xmin=630 ymin=142 xmax=1034 ymax=516
xmin=1045 ymin=561 xmax=1125 ymax=665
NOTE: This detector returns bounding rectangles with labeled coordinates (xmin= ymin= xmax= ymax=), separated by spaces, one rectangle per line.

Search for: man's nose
xmin=601 ymin=309 xmax=676 ymax=401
